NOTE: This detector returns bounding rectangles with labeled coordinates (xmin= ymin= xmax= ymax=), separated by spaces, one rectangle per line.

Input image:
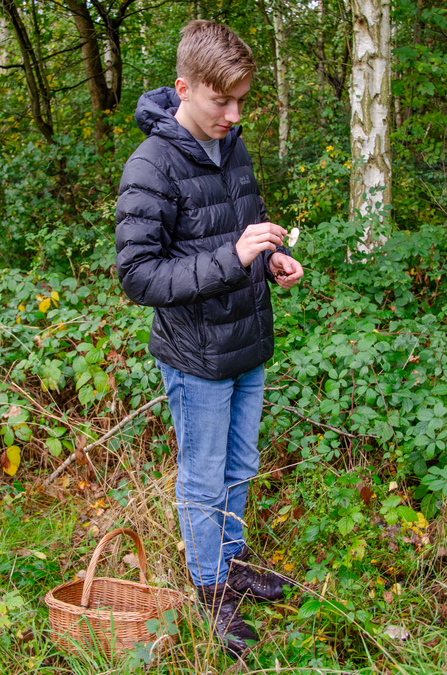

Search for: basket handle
xmin=80 ymin=528 xmax=148 ymax=608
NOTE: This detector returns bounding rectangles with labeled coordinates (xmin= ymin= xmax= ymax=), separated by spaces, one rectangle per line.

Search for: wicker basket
xmin=45 ymin=528 xmax=184 ymax=657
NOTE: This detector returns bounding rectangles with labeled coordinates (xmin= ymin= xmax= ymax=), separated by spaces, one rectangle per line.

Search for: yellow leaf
xmin=283 ymin=562 xmax=295 ymax=572
xmin=3 ymin=445 xmax=21 ymax=476
xmin=36 ymin=294 xmax=43 ymax=301
xmin=272 ymin=552 xmax=284 ymax=563
xmin=16 ymin=316 xmax=21 ymax=324
xmin=62 ymin=475 xmax=70 ymax=488
xmin=18 ymin=303 xmax=25 ymax=312
xmin=391 ymin=583 xmax=402 ymax=596
xmin=416 ymin=512 xmax=428 ymax=530
xmin=51 ymin=290 xmax=59 ymax=302
xmin=30 ymin=550 xmax=46 ymax=560
xmin=249 ymin=26 xmax=257 ymax=33
xmin=39 ymin=298 xmax=51 ymax=313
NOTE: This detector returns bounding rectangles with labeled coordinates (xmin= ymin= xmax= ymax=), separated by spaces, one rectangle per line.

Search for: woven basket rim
xmin=45 ymin=577 xmax=185 ymax=619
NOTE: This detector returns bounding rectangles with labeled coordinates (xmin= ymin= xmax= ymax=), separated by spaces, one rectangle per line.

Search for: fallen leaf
xmin=360 ymin=485 xmax=373 ymax=505
xmin=2 ymin=446 xmax=21 ymax=476
xmin=283 ymin=562 xmax=295 ymax=572
xmin=107 ymin=372 xmax=117 ymax=390
xmin=391 ymin=583 xmax=402 ymax=596
xmin=176 ymin=540 xmax=185 ymax=552
xmin=123 ymin=553 xmax=139 ymax=569
xmin=75 ymin=435 xmax=89 ymax=466
xmin=62 ymin=475 xmax=70 ymax=489
xmin=0 ymin=450 xmax=10 ymax=472
xmin=74 ymin=569 xmax=87 ymax=580
xmin=89 ymin=525 xmax=100 ymax=537
xmin=77 ymin=481 xmax=89 ymax=490
xmin=389 ymin=481 xmax=398 ymax=491
xmin=384 ymin=591 xmax=394 ymax=604
xmin=384 ymin=624 xmax=410 ymax=641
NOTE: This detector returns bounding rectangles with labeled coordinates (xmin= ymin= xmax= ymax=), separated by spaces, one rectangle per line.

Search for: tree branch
xmin=43 ymin=394 xmax=168 ymax=485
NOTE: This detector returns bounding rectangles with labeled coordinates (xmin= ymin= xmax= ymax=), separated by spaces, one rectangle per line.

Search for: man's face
xmin=175 ymin=74 xmax=251 ymax=141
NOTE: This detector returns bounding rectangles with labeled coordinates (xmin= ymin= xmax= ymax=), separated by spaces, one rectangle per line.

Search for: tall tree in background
xmin=272 ymin=0 xmax=289 ymax=159
xmin=1 ymin=0 xmax=74 ymax=204
xmin=350 ymin=0 xmax=391 ymax=253
xmin=65 ymin=0 xmax=136 ymax=155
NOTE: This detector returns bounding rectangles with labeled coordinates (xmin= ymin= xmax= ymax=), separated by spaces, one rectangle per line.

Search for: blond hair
xmin=176 ymin=20 xmax=256 ymax=94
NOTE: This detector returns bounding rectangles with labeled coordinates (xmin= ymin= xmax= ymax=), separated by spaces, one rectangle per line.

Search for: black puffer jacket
xmin=115 ymin=87 xmax=290 ymax=380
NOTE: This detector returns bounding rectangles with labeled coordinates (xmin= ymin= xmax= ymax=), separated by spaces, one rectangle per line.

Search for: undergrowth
xmin=1 ymin=211 xmax=447 ymax=674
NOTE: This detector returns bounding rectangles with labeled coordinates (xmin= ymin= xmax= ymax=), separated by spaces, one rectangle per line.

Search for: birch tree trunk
xmin=350 ymin=0 xmax=391 ymax=253
xmin=272 ymin=0 xmax=289 ymax=159
xmin=0 ymin=16 xmax=9 ymax=67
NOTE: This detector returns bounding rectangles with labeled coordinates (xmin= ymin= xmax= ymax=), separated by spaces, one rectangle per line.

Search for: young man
xmin=116 ymin=20 xmax=303 ymax=655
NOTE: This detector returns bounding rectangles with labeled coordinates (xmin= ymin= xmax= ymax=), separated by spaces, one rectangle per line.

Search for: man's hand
xmin=236 ymin=222 xmax=287 ymax=268
xmin=269 ymin=252 xmax=303 ymax=289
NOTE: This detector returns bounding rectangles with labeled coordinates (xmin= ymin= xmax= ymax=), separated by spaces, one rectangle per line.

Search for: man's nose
xmin=224 ymin=104 xmax=240 ymax=124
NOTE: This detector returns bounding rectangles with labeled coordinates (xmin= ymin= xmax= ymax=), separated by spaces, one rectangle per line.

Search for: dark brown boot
xmin=196 ymin=581 xmax=257 ymax=656
xmin=227 ymin=544 xmax=296 ymax=601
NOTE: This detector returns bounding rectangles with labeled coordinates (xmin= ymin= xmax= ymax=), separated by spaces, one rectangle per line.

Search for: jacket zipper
xmin=221 ymin=167 xmax=263 ymax=357
xmin=195 ymin=303 xmax=206 ymax=363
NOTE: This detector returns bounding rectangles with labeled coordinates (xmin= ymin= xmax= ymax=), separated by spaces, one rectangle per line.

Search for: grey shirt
xmin=197 ymin=138 xmax=221 ymax=167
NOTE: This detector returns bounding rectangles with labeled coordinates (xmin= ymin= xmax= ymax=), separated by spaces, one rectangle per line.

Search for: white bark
xmin=350 ymin=0 xmax=391 ymax=253
xmin=104 ymin=39 xmax=116 ymax=89
xmin=272 ymin=1 xmax=289 ymax=159
xmin=0 ymin=16 xmax=9 ymax=67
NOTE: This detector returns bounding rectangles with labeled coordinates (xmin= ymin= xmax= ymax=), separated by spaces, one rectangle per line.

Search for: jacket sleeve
xmin=115 ymin=156 xmax=250 ymax=308
xmin=257 ymin=195 xmax=293 ymax=284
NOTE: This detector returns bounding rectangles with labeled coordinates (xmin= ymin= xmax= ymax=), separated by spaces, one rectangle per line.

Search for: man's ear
xmin=175 ymin=77 xmax=190 ymax=102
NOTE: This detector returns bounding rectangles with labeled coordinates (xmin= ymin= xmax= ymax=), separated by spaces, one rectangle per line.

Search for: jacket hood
xmin=134 ymin=86 xmax=241 ymax=165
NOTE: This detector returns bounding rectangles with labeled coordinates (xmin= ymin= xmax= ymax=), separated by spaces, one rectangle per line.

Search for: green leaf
xmin=46 ymin=437 xmax=62 ymax=457
xmin=136 ymin=329 xmax=150 ymax=343
xmin=78 ymin=385 xmax=95 ymax=405
xmin=76 ymin=371 xmax=92 ymax=390
xmin=72 ymin=355 xmax=88 ymax=374
xmin=85 ymin=348 xmax=104 ymax=364
xmin=47 ymin=426 xmax=67 ymax=438
xmin=417 ymin=408 xmax=434 ymax=422
xmin=338 ymin=515 xmax=355 ymax=536
xmin=93 ymin=370 xmax=109 ymax=393
xmin=304 ymin=525 xmax=320 ymax=542
xmin=397 ymin=506 xmax=419 ymax=522
xmin=298 ymin=598 xmax=321 ymax=619
xmin=414 ymin=457 xmax=427 ymax=476
xmin=77 ymin=342 xmax=93 ymax=352
xmin=4 ymin=427 xmax=14 ymax=447
xmin=145 ymin=618 xmax=160 ymax=633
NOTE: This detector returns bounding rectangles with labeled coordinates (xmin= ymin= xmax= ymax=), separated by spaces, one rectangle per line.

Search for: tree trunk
xmin=2 ymin=0 xmax=74 ymax=206
xmin=317 ymin=0 xmax=326 ymax=122
xmin=350 ymin=0 xmax=391 ymax=253
xmin=258 ymin=0 xmax=277 ymax=86
xmin=66 ymin=0 xmax=112 ymax=154
xmin=0 ymin=15 xmax=9 ymax=67
xmin=272 ymin=0 xmax=289 ymax=159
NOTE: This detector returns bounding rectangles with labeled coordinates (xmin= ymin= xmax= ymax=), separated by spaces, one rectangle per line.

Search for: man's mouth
xmin=218 ymin=125 xmax=232 ymax=130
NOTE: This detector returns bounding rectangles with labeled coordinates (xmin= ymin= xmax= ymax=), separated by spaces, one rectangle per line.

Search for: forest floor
xmin=1 ymin=429 xmax=447 ymax=675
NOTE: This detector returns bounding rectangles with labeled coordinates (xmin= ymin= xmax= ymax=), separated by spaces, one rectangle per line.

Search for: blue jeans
xmin=156 ymin=360 xmax=264 ymax=587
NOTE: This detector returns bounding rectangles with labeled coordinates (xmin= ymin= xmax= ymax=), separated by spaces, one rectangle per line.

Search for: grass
xmin=1 ymin=425 xmax=447 ymax=675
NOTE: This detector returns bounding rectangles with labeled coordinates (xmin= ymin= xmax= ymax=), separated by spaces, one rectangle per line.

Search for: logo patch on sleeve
xmin=239 ymin=175 xmax=251 ymax=185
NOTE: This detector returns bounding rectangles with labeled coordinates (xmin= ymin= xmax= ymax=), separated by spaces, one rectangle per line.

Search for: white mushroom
xmin=287 ymin=227 xmax=300 ymax=246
